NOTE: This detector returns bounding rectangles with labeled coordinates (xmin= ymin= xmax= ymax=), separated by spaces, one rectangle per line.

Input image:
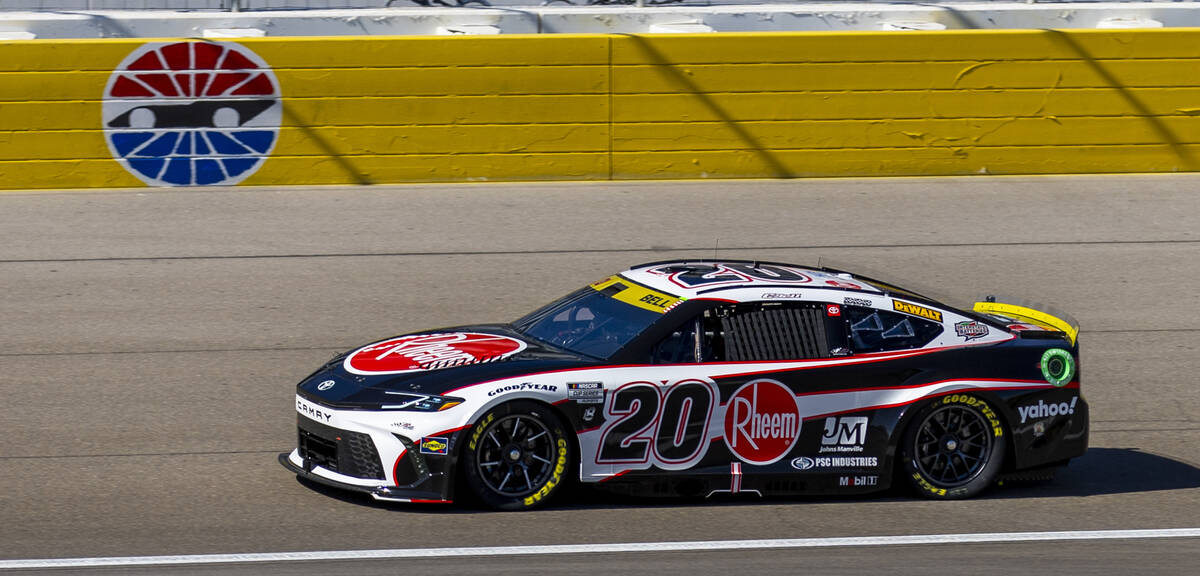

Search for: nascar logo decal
xmin=723 ymin=379 xmax=801 ymax=465
xmin=102 ymin=41 xmax=281 ymax=186
xmin=344 ymin=333 xmax=528 ymax=375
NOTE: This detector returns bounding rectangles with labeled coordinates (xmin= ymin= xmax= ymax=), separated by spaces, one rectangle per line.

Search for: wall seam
xmin=607 ymin=34 xmax=614 ymax=181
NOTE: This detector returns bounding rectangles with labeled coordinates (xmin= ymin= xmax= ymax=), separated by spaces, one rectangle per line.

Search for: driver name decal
xmin=103 ymin=41 xmax=281 ymax=187
xmin=344 ymin=333 xmax=527 ymax=375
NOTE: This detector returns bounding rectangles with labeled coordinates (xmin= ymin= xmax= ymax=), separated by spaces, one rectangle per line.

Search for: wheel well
xmin=529 ymin=399 xmax=582 ymax=479
xmin=450 ymin=398 xmax=581 ymax=500
xmin=992 ymin=398 xmax=1017 ymax=473
xmin=889 ymin=391 xmax=1014 ymax=484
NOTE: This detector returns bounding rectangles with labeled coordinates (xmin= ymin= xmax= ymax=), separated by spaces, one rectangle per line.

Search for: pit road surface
xmin=2 ymin=176 xmax=1198 ymax=574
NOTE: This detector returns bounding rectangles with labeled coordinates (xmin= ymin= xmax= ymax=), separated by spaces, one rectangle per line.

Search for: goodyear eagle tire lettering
xmin=902 ymin=394 xmax=1007 ymax=499
xmin=461 ymin=400 xmax=573 ymax=511
xmin=468 ymin=412 xmax=495 ymax=451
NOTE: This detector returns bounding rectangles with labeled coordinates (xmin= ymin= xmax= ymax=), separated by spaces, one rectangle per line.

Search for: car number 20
xmin=596 ymin=379 xmax=717 ymax=470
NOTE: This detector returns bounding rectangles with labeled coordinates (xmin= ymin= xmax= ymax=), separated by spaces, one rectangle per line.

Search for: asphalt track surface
xmin=1 ymin=175 xmax=1199 ymax=574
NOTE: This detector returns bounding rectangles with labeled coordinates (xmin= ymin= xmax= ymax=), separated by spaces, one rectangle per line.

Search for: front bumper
xmin=282 ymin=394 xmax=464 ymax=503
xmin=279 ymin=450 xmax=450 ymax=503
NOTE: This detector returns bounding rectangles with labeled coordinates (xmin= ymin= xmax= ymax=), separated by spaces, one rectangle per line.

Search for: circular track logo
xmin=723 ymin=379 xmax=802 ymax=465
xmin=344 ymin=333 xmax=528 ymax=376
xmin=103 ymin=41 xmax=281 ymax=186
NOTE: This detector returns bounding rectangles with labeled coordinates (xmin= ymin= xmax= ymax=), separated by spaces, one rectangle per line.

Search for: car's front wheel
xmin=902 ymin=393 xmax=1006 ymax=499
xmin=460 ymin=401 xmax=572 ymax=510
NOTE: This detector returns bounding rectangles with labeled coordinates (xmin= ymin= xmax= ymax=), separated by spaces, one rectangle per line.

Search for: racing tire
xmin=901 ymin=393 xmax=1007 ymax=500
xmin=461 ymin=401 xmax=573 ymax=511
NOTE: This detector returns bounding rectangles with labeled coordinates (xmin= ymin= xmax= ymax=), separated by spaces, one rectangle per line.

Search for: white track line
xmin=3 ymin=528 xmax=1198 ymax=570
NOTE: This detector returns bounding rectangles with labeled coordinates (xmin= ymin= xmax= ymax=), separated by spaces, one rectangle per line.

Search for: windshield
xmin=513 ymin=281 xmax=671 ymax=359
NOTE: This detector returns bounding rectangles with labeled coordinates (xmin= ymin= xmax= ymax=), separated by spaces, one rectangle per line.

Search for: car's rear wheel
xmin=902 ymin=393 xmax=1006 ymax=499
xmin=461 ymin=401 xmax=572 ymax=510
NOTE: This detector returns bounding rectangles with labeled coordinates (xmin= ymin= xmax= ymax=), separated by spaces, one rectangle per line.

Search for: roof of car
xmin=618 ymin=259 xmax=888 ymax=301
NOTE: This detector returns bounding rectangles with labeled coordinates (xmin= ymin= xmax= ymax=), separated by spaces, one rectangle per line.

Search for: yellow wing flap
xmin=972 ymin=301 xmax=1079 ymax=346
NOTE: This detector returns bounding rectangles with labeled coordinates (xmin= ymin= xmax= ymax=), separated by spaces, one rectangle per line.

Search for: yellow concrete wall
xmin=1 ymin=29 xmax=1199 ymax=189
xmin=610 ymin=30 xmax=1200 ymax=179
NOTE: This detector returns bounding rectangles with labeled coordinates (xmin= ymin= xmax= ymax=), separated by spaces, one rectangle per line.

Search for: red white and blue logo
xmin=102 ymin=41 xmax=281 ymax=186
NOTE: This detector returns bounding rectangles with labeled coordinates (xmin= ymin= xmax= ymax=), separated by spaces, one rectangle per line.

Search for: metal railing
xmin=2 ymin=0 xmax=1189 ymax=13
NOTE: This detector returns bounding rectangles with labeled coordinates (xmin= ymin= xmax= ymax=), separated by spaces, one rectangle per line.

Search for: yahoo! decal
xmin=102 ymin=41 xmax=281 ymax=186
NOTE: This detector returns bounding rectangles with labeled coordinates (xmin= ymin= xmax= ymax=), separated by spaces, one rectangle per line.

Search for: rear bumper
xmin=1007 ymin=389 xmax=1089 ymax=471
xmin=279 ymin=450 xmax=451 ymax=503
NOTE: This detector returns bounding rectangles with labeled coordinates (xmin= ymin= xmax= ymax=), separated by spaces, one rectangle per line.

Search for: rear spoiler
xmin=972 ymin=300 xmax=1079 ymax=346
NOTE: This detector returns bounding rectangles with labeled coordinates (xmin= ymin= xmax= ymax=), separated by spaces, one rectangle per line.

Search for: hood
xmin=297 ymin=325 xmax=595 ymax=405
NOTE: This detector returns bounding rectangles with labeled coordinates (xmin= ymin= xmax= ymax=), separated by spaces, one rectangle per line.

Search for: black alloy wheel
xmin=461 ymin=401 xmax=572 ymax=510
xmin=902 ymin=394 xmax=1006 ymax=499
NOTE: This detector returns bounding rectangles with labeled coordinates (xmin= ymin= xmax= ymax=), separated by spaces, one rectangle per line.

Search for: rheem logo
xmin=344 ymin=332 xmax=527 ymax=375
xmin=723 ymin=379 xmax=801 ymax=465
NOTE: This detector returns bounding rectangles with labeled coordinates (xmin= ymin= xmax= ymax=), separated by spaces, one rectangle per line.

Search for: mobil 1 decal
xmin=102 ymin=41 xmax=281 ymax=186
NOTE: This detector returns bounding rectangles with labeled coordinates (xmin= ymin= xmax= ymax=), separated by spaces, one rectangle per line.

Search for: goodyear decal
xmin=102 ymin=41 xmax=281 ymax=186
xmin=590 ymin=275 xmax=684 ymax=313
xmin=892 ymin=300 xmax=943 ymax=322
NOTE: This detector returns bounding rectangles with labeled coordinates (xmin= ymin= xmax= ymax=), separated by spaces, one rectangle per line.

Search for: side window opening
xmin=882 ymin=318 xmax=915 ymax=340
xmin=651 ymin=302 xmax=834 ymax=363
xmin=720 ymin=304 xmax=829 ymax=361
xmin=651 ymin=316 xmax=701 ymax=364
xmin=844 ymin=306 xmax=942 ymax=353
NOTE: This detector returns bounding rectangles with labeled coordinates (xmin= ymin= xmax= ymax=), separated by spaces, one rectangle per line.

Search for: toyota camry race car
xmin=281 ymin=260 xmax=1087 ymax=510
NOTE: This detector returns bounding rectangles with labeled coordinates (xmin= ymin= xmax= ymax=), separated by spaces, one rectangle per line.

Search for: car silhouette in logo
xmin=105 ymin=99 xmax=276 ymax=130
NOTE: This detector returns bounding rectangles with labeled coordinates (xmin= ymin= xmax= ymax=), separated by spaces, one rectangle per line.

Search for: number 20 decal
xmin=596 ymin=379 xmax=717 ymax=470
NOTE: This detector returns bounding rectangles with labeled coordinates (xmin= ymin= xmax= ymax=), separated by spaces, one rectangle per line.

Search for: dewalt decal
xmin=892 ymin=300 xmax=943 ymax=322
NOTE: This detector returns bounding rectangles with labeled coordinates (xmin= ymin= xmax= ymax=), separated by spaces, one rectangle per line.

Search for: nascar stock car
xmin=280 ymin=260 xmax=1087 ymax=510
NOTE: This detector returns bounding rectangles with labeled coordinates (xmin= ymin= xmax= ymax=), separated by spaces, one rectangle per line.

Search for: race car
xmin=280 ymin=260 xmax=1087 ymax=510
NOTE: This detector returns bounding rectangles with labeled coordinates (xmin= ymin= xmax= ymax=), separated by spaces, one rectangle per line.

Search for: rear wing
xmin=972 ymin=299 xmax=1080 ymax=346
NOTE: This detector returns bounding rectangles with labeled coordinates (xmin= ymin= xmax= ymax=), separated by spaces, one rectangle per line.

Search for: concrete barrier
xmin=2 ymin=29 xmax=1199 ymax=189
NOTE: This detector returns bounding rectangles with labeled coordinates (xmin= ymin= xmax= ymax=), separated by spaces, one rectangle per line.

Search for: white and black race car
xmin=280 ymin=260 xmax=1087 ymax=510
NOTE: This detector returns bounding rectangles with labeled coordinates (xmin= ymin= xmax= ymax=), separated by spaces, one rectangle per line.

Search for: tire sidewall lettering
xmin=463 ymin=402 xmax=570 ymax=510
xmin=942 ymin=393 xmax=1002 ymax=437
xmin=905 ymin=393 xmax=1007 ymax=500
xmin=468 ymin=412 xmax=495 ymax=451
xmin=911 ymin=472 xmax=947 ymax=497
xmin=524 ymin=437 xmax=569 ymax=507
